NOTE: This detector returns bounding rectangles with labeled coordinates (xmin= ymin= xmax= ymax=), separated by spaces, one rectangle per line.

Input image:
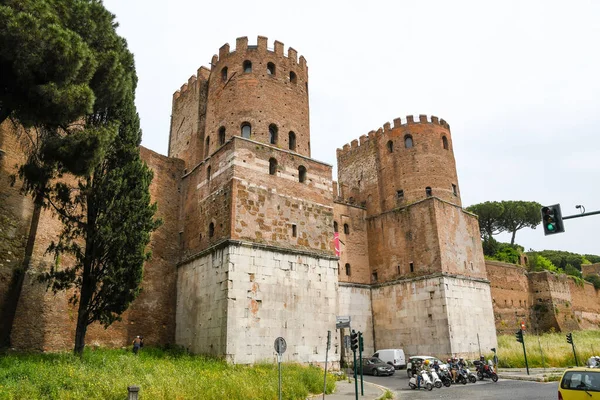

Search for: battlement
xmin=211 ymin=36 xmax=308 ymax=71
xmin=173 ymin=36 xmax=307 ymax=102
xmin=336 ymin=115 xmax=451 ymax=157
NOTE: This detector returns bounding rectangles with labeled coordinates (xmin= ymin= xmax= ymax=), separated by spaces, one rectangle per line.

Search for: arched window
xmin=426 ymin=187 xmax=432 ymax=197
xmin=241 ymin=123 xmax=251 ymax=138
xmin=442 ymin=136 xmax=449 ymax=150
xmin=267 ymin=62 xmax=275 ymax=75
xmin=269 ymin=124 xmax=278 ymax=145
xmin=298 ymin=165 xmax=307 ymax=183
xmin=404 ymin=135 xmax=413 ymax=149
xmin=387 ymin=140 xmax=393 ymax=153
xmin=207 ymin=165 xmax=211 ymax=181
xmin=344 ymin=223 xmax=350 ymax=234
xmin=290 ymin=71 xmax=297 ymax=84
xmin=221 ymin=67 xmax=228 ymax=82
xmin=345 ymin=263 xmax=351 ymax=276
xmin=205 ymin=136 xmax=210 ymax=157
xmin=288 ymin=131 xmax=296 ymax=151
xmin=209 ymin=222 xmax=215 ymax=237
xmin=334 ymin=221 xmax=338 ymax=232
xmin=243 ymin=60 xmax=252 ymax=73
xmin=269 ymin=158 xmax=277 ymax=175
xmin=218 ymin=127 xmax=226 ymax=145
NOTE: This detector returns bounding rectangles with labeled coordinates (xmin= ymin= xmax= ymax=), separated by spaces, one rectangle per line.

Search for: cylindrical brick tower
xmin=203 ymin=36 xmax=310 ymax=159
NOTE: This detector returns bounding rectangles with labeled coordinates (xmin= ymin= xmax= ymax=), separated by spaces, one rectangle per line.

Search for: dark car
xmin=361 ymin=357 xmax=395 ymax=376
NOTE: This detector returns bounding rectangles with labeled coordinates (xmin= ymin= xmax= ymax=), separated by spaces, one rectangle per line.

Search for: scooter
xmin=477 ymin=361 xmax=499 ymax=382
xmin=409 ymin=370 xmax=434 ymax=391
xmin=455 ymin=367 xmax=468 ymax=384
xmin=438 ymin=367 xmax=452 ymax=387
xmin=429 ymin=369 xmax=443 ymax=389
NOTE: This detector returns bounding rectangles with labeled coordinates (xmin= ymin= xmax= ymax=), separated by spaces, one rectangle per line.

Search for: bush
xmin=585 ymin=275 xmax=600 ymax=290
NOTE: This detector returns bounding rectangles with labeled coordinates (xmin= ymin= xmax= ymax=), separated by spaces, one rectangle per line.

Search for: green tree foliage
xmin=585 ymin=275 xmax=600 ymax=290
xmin=585 ymin=254 xmax=600 ymax=264
xmin=493 ymin=243 xmax=522 ymax=264
xmin=564 ymin=264 xmax=582 ymax=279
xmin=467 ymin=200 xmax=541 ymax=246
xmin=527 ymin=254 xmax=562 ymax=274
xmin=527 ymin=250 xmax=595 ymax=272
xmin=41 ymin=91 xmax=161 ymax=355
xmin=0 ymin=0 xmax=133 ymax=127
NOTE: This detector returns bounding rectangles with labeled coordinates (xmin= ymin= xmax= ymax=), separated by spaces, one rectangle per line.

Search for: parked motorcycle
xmin=438 ymin=367 xmax=453 ymax=387
xmin=409 ymin=370 xmax=434 ymax=391
xmin=429 ymin=370 xmax=443 ymax=389
xmin=476 ymin=360 xmax=499 ymax=382
xmin=455 ymin=367 xmax=468 ymax=384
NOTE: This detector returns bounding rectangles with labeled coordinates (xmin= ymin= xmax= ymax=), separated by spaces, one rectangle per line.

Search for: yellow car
xmin=559 ymin=368 xmax=600 ymax=399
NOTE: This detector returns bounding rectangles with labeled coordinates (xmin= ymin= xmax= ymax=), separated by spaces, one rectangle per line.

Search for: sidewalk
xmin=308 ymin=378 xmax=387 ymax=400
xmin=497 ymin=367 xmax=565 ymax=382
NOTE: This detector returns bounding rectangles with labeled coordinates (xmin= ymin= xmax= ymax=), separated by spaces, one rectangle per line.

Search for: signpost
xmin=323 ymin=331 xmax=331 ymax=400
xmin=274 ymin=337 xmax=287 ymax=400
xmin=336 ymin=315 xmax=351 ymax=330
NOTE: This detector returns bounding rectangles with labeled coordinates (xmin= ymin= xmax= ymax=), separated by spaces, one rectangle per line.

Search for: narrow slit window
xmin=397 ymin=190 xmax=404 ymax=199
xmin=442 ymin=135 xmax=449 ymax=150
xmin=207 ymin=165 xmax=211 ymax=181
xmin=298 ymin=165 xmax=307 ymax=183
xmin=290 ymin=71 xmax=297 ymax=84
xmin=288 ymin=131 xmax=296 ymax=151
xmin=241 ymin=123 xmax=251 ymax=138
xmin=387 ymin=140 xmax=393 ymax=153
xmin=205 ymin=136 xmax=210 ymax=157
xmin=243 ymin=60 xmax=252 ymax=73
xmin=344 ymin=223 xmax=350 ymax=234
xmin=426 ymin=187 xmax=432 ymax=197
xmin=409 ymin=262 xmax=414 ymax=273
xmin=404 ymin=135 xmax=413 ymax=149
xmin=219 ymin=127 xmax=226 ymax=145
xmin=269 ymin=124 xmax=278 ymax=144
xmin=372 ymin=272 xmax=378 ymax=282
xmin=292 ymin=224 xmax=297 ymax=237
xmin=452 ymin=184 xmax=457 ymax=196
xmin=221 ymin=67 xmax=228 ymax=82
xmin=269 ymin=158 xmax=277 ymax=175
xmin=209 ymin=222 xmax=215 ymax=237
xmin=267 ymin=62 xmax=275 ymax=75
xmin=345 ymin=263 xmax=351 ymax=276
xmin=333 ymin=221 xmax=338 ymax=232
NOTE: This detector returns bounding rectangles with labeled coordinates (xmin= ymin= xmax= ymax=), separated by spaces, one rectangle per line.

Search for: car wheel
xmin=373 ymin=369 xmax=379 ymax=376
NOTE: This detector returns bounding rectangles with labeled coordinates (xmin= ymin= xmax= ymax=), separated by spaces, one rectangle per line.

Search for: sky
xmin=103 ymin=0 xmax=600 ymax=256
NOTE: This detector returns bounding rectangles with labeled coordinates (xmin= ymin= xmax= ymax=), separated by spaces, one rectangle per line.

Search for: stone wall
xmin=338 ymin=283 xmax=373 ymax=363
xmin=176 ymin=242 xmax=339 ymax=365
xmin=334 ymin=202 xmax=370 ymax=284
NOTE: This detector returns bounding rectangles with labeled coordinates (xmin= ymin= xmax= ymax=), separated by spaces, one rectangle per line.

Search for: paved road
xmin=359 ymin=371 xmax=559 ymax=399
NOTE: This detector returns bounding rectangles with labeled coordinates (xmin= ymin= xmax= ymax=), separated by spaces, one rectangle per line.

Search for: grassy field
xmin=0 ymin=347 xmax=338 ymax=400
xmin=495 ymin=329 xmax=600 ymax=368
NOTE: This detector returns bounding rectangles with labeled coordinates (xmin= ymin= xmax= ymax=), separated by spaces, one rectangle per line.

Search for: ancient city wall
xmin=177 ymin=243 xmax=339 ymax=364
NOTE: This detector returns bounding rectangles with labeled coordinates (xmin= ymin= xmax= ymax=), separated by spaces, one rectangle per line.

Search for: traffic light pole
xmin=358 ymin=332 xmax=364 ymax=396
xmin=563 ymin=210 xmax=600 ymax=220
xmin=521 ymin=330 xmax=529 ymax=375
xmin=352 ymin=349 xmax=358 ymax=400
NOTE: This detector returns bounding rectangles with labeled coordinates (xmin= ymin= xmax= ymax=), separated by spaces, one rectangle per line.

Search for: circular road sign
xmin=274 ymin=337 xmax=287 ymax=355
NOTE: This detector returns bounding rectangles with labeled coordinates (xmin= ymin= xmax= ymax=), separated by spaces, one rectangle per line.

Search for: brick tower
xmin=335 ymin=116 xmax=497 ymax=357
xmin=169 ymin=36 xmax=339 ymax=364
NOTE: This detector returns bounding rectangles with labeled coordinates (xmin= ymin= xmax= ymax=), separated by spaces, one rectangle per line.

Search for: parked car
xmin=372 ymin=349 xmax=406 ymax=370
xmin=406 ymin=356 xmax=446 ymax=377
xmin=559 ymin=367 xmax=600 ymax=399
xmin=361 ymin=357 xmax=395 ymax=376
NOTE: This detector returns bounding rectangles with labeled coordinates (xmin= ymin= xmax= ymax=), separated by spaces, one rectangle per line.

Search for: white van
xmin=372 ymin=349 xmax=406 ymax=370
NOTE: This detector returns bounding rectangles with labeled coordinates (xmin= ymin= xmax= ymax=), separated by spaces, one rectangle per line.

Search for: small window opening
xmin=221 ymin=67 xmax=228 ymax=82
xmin=205 ymin=136 xmax=210 ymax=157
xmin=426 ymin=187 xmax=432 ymax=197
xmin=397 ymin=265 xmax=401 ymax=274
xmin=241 ymin=123 xmax=251 ymax=138
xmin=292 ymin=224 xmax=297 ymax=237
xmin=288 ymin=131 xmax=296 ymax=151
xmin=209 ymin=222 xmax=215 ymax=237
xmin=344 ymin=223 xmax=350 ymax=234
xmin=397 ymin=189 xmax=404 ymax=199
xmin=333 ymin=221 xmax=338 ymax=232
xmin=298 ymin=165 xmax=307 ymax=183
xmin=452 ymin=184 xmax=457 ymax=196
xmin=207 ymin=165 xmax=211 ymax=181
xmin=290 ymin=71 xmax=297 ymax=84
xmin=387 ymin=140 xmax=393 ymax=153
xmin=269 ymin=124 xmax=278 ymax=144
xmin=442 ymin=136 xmax=449 ymax=150
xmin=372 ymin=272 xmax=378 ymax=282
xmin=267 ymin=62 xmax=275 ymax=75
xmin=219 ymin=127 xmax=226 ymax=146
xmin=269 ymin=158 xmax=277 ymax=175
xmin=243 ymin=60 xmax=252 ymax=73
xmin=404 ymin=135 xmax=413 ymax=148
xmin=345 ymin=263 xmax=351 ymax=276
xmin=409 ymin=262 xmax=414 ymax=273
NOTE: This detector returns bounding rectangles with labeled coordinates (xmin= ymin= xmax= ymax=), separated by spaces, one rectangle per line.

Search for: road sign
xmin=274 ymin=337 xmax=287 ymax=355
xmin=336 ymin=315 xmax=351 ymax=329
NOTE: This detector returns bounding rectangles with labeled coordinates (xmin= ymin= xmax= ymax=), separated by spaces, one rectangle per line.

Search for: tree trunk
xmin=0 ymin=191 xmax=43 ymax=348
xmin=510 ymin=230 xmax=517 ymax=246
xmin=74 ymin=268 xmax=93 ymax=356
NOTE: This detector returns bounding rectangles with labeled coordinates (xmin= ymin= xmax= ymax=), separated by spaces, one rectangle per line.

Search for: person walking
xmin=132 ymin=335 xmax=142 ymax=355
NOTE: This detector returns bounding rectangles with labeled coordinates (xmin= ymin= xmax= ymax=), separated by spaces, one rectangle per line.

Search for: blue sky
xmin=103 ymin=0 xmax=600 ymax=256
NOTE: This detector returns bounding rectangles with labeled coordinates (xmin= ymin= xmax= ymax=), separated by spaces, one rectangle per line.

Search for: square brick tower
xmin=169 ymin=37 xmax=339 ymax=364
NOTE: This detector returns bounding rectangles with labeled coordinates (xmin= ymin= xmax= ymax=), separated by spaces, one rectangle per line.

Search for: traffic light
xmin=541 ymin=204 xmax=565 ymax=235
xmin=351 ymin=330 xmax=358 ymax=351
xmin=566 ymin=333 xmax=573 ymax=344
xmin=358 ymin=332 xmax=364 ymax=352
xmin=515 ymin=329 xmax=523 ymax=343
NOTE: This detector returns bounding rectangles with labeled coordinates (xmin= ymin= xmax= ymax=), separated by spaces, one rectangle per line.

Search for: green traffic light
xmin=547 ymin=224 xmax=555 ymax=231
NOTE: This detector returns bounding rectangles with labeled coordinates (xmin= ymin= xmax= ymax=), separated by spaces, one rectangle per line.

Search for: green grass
xmin=495 ymin=329 xmax=600 ymax=368
xmin=0 ymin=347 xmax=337 ymax=400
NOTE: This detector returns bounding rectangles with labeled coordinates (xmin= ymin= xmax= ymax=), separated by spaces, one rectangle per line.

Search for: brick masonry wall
xmin=582 ymin=263 xmax=600 ymax=277
xmin=334 ymin=202 xmax=370 ymax=284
